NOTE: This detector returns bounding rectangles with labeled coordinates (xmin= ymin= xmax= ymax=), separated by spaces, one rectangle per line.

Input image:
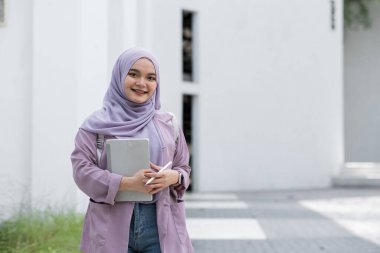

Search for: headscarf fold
xmin=81 ymin=48 xmax=161 ymax=137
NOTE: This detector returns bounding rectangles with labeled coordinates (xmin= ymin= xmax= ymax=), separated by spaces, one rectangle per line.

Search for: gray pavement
xmin=184 ymin=188 xmax=380 ymax=253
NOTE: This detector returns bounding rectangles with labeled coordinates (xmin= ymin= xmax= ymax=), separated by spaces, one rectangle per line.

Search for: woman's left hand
xmin=143 ymin=162 xmax=179 ymax=194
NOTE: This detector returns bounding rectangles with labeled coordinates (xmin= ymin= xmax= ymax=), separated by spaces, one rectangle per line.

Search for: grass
xmin=0 ymin=208 xmax=83 ymax=253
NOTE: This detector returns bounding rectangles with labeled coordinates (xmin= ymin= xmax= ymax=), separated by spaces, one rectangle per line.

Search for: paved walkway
xmin=184 ymin=188 xmax=380 ymax=253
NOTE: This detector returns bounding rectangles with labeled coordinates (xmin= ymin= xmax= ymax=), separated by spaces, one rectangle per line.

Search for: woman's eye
xmin=128 ymin=72 xmax=137 ymax=77
xmin=147 ymin=76 xmax=156 ymax=81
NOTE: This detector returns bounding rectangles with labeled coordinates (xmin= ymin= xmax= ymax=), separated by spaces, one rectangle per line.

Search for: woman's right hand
xmin=118 ymin=169 xmax=152 ymax=194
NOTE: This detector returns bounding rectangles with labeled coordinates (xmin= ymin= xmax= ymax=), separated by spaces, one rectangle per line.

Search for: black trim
xmin=90 ymin=198 xmax=109 ymax=205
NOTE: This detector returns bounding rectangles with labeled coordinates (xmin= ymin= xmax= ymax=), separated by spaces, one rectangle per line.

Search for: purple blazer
xmin=71 ymin=112 xmax=194 ymax=253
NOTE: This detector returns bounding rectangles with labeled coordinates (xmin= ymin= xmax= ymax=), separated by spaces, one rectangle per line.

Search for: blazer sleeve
xmin=71 ymin=129 xmax=122 ymax=205
xmin=171 ymin=126 xmax=192 ymax=200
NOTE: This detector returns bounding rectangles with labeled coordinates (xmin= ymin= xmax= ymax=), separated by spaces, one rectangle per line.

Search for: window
xmin=182 ymin=11 xmax=194 ymax=81
xmin=183 ymin=94 xmax=194 ymax=191
xmin=0 ymin=0 xmax=5 ymax=25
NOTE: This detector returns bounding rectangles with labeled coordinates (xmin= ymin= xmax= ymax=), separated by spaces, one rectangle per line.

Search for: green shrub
xmin=0 ymin=208 xmax=83 ymax=253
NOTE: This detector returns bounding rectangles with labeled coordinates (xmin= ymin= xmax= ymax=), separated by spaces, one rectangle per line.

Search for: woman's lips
xmin=132 ymin=88 xmax=148 ymax=95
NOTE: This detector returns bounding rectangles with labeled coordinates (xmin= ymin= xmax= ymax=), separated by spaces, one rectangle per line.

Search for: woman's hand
xmin=118 ymin=169 xmax=152 ymax=194
xmin=143 ymin=162 xmax=179 ymax=194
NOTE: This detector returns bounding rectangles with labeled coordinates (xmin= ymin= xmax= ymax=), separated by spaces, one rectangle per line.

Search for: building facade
xmin=344 ymin=2 xmax=380 ymax=163
xmin=0 ymin=0 xmax=353 ymax=214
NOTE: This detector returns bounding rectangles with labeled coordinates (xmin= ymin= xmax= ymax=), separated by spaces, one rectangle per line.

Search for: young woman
xmin=71 ymin=48 xmax=194 ymax=253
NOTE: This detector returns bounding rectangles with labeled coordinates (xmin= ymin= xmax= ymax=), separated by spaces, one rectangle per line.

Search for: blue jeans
xmin=128 ymin=203 xmax=161 ymax=253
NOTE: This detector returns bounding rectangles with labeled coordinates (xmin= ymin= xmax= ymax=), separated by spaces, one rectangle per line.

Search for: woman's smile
xmin=124 ymin=58 xmax=157 ymax=104
xmin=131 ymin=88 xmax=148 ymax=95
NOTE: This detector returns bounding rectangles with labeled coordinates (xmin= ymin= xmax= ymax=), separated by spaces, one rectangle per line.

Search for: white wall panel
xmin=0 ymin=0 xmax=347 ymax=214
xmin=150 ymin=0 xmax=344 ymax=191
xmin=0 ymin=0 xmax=33 ymax=218
xmin=344 ymin=4 xmax=380 ymax=162
xmin=31 ymin=0 xmax=81 ymax=208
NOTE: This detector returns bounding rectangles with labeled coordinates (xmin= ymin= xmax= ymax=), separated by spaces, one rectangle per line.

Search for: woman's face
xmin=124 ymin=58 xmax=157 ymax=104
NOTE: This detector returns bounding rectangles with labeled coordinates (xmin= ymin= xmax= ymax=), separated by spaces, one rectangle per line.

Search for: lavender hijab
xmin=81 ymin=48 xmax=161 ymax=137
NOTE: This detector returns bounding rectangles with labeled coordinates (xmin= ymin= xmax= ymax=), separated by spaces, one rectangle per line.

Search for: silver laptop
xmin=106 ymin=138 xmax=152 ymax=202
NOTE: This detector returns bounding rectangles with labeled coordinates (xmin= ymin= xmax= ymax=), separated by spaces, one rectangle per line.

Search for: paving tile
xmin=185 ymin=193 xmax=239 ymax=201
xmin=187 ymin=218 xmax=266 ymax=240
xmin=185 ymin=200 xmax=248 ymax=209
xmin=187 ymin=188 xmax=380 ymax=253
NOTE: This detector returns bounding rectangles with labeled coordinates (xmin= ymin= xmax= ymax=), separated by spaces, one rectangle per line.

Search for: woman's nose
xmin=136 ymin=77 xmax=147 ymax=86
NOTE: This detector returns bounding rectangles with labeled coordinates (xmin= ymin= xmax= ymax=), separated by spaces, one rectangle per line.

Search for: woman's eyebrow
xmin=129 ymin=69 xmax=156 ymax=76
xmin=129 ymin=68 xmax=139 ymax=73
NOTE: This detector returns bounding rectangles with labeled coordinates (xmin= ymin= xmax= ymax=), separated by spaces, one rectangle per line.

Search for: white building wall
xmin=149 ymin=0 xmax=344 ymax=191
xmin=344 ymin=3 xmax=380 ymax=162
xmin=75 ymin=0 xmax=140 ymax=212
xmin=30 ymin=0 xmax=81 ymax=208
xmin=0 ymin=0 xmax=345 ymax=214
xmin=0 ymin=0 xmax=33 ymax=217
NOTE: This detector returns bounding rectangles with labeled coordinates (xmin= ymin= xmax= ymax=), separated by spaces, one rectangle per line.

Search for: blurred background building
xmin=0 ymin=0 xmax=379 ymax=214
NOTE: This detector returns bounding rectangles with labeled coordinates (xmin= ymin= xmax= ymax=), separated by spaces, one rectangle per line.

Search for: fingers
xmin=147 ymin=183 xmax=164 ymax=194
xmin=143 ymin=183 xmax=161 ymax=194
xmin=144 ymin=172 xmax=164 ymax=179
xmin=144 ymin=178 xmax=164 ymax=193
xmin=144 ymin=165 xmax=166 ymax=180
xmin=150 ymin=188 xmax=162 ymax=195
xmin=147 ymin=183 xmax=163 ymax=191
xmin=143 ymin=169 xmax=154 ymax=178
xmin=150 ymin=162 xmax=160 ymax=172
xmin=142 ymin=163 xmax=172 ymax=194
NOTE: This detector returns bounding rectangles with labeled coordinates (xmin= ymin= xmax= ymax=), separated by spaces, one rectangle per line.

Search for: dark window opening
xmin=182 ymin=11 xmax=193 ymax=81
xmin=183 ymin=95 xmax=193 ymax=191
xmin=330 ymin=0 xmax=335 ymax=30
xmin=0 ymin=0 xmax=5 ymax=25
